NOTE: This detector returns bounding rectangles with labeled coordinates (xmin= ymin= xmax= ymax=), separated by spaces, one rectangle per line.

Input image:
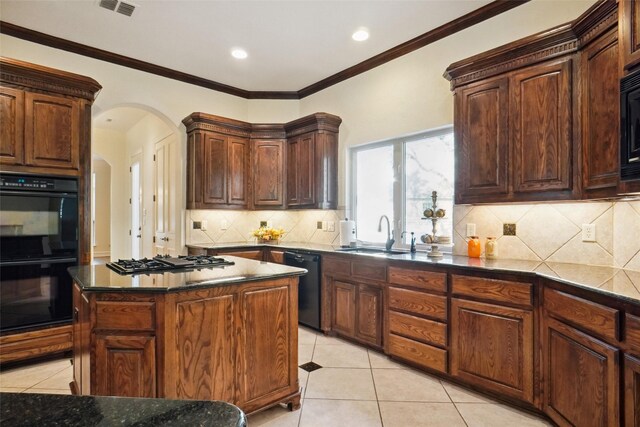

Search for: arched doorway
xmin=92 ymin=105 xmax=183 ymax=261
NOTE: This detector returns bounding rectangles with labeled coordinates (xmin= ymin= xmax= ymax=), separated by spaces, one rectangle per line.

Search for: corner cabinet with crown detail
xmin=445 ymin=1 xmax=621 ymax=203
xmin=184 ymin=112 xmax=340 ymax=210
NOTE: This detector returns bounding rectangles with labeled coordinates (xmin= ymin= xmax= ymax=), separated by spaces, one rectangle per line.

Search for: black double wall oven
xmin=0 ymin=174 xmax=78 ymax=332
xmin=621 ymin=68 xmax=640 ymax=182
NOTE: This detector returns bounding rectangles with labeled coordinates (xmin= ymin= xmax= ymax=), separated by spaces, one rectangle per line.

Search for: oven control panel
xmin=0 ymin=174 xmax=77 ymax=192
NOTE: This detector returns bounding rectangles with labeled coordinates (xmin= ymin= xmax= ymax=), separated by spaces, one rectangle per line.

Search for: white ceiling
xmin=0 ymin=0 xmax=493 ymax=92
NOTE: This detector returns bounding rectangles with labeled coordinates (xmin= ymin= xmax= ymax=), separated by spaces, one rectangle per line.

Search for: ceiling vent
xmin=98 ymin=0 xmax=137 ymax=17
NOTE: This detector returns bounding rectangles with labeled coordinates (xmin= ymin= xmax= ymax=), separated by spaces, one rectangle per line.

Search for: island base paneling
xmin=72 ymin=277 xmax=301 ymax=415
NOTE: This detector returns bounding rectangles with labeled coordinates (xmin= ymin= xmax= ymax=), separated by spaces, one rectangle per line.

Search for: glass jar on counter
xmin=467 ymin=236 xmax=481 ymax=258
xmin=485 ymin=237 xmax=498 ymax=259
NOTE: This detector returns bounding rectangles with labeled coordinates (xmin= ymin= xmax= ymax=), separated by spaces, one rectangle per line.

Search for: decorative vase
xmin=467 ymin=236 xmax=481 ymax=258
xmin=258 ymin=238 xmax=279 ymax=244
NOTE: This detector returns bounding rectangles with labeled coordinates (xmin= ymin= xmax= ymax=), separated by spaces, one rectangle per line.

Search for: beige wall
xmin=93 ymin=128 xmax=129 ymax=259
xmin=92 ymin=158 xmax=111 ymax=257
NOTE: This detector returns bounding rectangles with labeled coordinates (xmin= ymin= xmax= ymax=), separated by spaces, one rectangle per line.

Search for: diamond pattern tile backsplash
xmin=452 ymin=200 xmax=640 ymax=270
xmin=186 ymin=200 xmax=640 ymax=271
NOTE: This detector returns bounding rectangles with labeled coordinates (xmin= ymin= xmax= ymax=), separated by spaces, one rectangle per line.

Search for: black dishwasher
xmin=284 ymin=251 xmax=321 ymax=330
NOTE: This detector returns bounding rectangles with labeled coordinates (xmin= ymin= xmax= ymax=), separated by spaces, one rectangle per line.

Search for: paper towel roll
xmin=339 ymin=220 xmax=356 ymax=247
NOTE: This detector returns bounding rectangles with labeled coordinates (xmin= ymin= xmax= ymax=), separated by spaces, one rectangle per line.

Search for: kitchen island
xmin=68 ymin=256 xmax=306 ymax=415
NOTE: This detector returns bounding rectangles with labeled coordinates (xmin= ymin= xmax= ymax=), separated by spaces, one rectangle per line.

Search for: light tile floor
xmin=0 ymin=327 xmax=553 ymax=426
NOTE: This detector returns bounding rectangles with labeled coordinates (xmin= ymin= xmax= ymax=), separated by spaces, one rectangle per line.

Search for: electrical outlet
xmin=322 ymin=221 xmax=328 ymax=231
xmin=327 ymin=221 xmax=335 ymax=232
xmin=201 ymin=220 xmax=208 ymax=231
xmin=221 ymin=219 xmax=228 ymax=230
xmin=582 ymin=223 xmax=596 ymax=242
xmin=193 ymin=221 xmax=202 ymax=230
xmin=503 ymin=223 xmax=516 ymax=236
xmin=317 ymin=221 xmax=323 ymax=230
xmin=466 ymin=223 xmax=476 ymax=237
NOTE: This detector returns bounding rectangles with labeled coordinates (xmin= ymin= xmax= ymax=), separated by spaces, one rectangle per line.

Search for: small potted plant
xmin=252 ymin=226 xmax=285 ymax=244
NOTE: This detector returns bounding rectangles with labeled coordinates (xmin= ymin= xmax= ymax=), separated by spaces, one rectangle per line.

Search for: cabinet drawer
xmin=451 ymin=274 xmax=532 ymax=307
xmin=352 ymin=261 xmax=386 ymax=281
xmin=388 ymin=287 xmax=447 ymax=321
xmin=220 ymin=250 xmax=263 ymax=261
xmin=627 ymin=314 xmax=640 ymax=352
xmin=388 ymin=334 xmax=447 ymax=373
xmin=544 ymin=288 xmax=619 ymax=342
xmin=323 ymin=257 xmax=351 ymax=277
xmin=389 ymin=311 xmax=446 ymax=347
xmin=95 ymin=301 xmax=155 ymax=331
xmin=388 ymin=267 xmax=447 ymax=293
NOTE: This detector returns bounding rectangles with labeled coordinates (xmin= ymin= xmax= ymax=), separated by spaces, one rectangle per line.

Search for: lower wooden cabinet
xmin=331 ymin=280 xmax=382 ymax=348
xmin=542 ymin=317 xmax=619 ymax=427
xmin=0 ymin=324 xmax=73 ymax=365
xmin=450 ymin=298 xmax=534 ymax=404
xmin=94 ymin=335 xmax=156 ymax=397
xmin=625 ymin=355 xmax=640 ymax=427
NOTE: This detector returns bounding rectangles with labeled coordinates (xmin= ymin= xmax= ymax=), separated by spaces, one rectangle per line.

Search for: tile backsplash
xmin=452 ymin=200 xmax=640 ymax=270
xmin=187 ymin=199 xmax=640 ymax=271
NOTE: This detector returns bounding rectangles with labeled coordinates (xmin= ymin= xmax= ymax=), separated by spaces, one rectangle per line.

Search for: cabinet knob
xmin=73 ymin=307 xmax=79 ymax=322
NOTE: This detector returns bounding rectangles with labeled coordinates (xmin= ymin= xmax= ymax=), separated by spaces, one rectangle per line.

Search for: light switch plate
xmin=201 ymin=220 xmax=208 ymax=231
xmin=582 ymin=223 xmax=596 ymax=242
xmin=221 ymin=219 xmax=228 ymax=230
xmin=327 ymin=221 xmax=335 ymax=232
xmin=466 ymin=223 xmax=476 ymax=237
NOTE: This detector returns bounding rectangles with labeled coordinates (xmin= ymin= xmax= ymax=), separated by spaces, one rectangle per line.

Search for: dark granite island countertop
xmin=68 ymin=255 xmax=307 ymax=292
xmin=0 ymin=392 xmax=246 ymax=427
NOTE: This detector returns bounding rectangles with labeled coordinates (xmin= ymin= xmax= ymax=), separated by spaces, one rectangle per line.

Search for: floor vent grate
xmin=299 ymin=361 xmax=323 ymax=372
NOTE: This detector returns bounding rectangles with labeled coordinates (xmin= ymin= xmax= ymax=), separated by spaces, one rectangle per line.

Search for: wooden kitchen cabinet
xmin=625 ymin=354 xmax=640 ymax=427
xmin=0 ymin=86 xmax=24 ymax=165
xmin=252 ymin=138 xmax=286 ymax=208
xmin=542 ymin=316 xmax=619 ymax=427
xmin=450 ymin=298 xmax=534 ymax=403
xmin=184 ymin=113 xmax=251 ymax=209
xmin=446 ymin=1 xmax=619 ymax=203
xmin=284 ymin=113 xmax=341 ymax=209
xmin=581 ymin=28 xmax=620 ymax=198
xmin=454 ymin=77 xmax=509 ymax=204
xmin=620 ymin=0 xmax=640 ymax=72
xmin=331 ymin=279 xmax=383 ymax=348
xmin=510 ymin=58 xmax=573 ymax=197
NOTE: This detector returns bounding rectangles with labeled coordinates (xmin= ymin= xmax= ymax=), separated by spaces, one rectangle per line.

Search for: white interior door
xmin=130 ymin=153 xmax=142 ymax=259
xmin=154 ymin=134 xmax=178 ymax=256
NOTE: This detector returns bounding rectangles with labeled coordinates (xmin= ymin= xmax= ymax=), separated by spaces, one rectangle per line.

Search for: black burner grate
xmin=299 ymin=361 xmax=323 ymax=372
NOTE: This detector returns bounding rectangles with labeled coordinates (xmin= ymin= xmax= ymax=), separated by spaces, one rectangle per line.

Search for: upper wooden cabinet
xmin=446 ymin=1 xmax=619 ymax=203
xmin=0 ymin=58 xmax=101 ymax=266
xmin=620 ymin=0 xmax=640 ymax=72
xmin=184 ymin=112 xmax=341 ymax=210
xmin=184 ymin=113 xmax=251 ymax=209
xmin=285 ymin=113 xmax=341 ymax=209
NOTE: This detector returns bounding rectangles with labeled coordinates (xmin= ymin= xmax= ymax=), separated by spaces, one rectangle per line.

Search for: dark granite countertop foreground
xmin=69 ymin=255 xmax=306 ymax=292
xmin=0 ymin=392 xmax=247 ymax=427
xmin=188 ymin=242 xmax=640 ymax=304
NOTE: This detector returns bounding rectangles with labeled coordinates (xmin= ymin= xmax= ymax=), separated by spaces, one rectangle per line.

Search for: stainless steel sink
xmin=336 ymin=247 xmax=408 ymax=255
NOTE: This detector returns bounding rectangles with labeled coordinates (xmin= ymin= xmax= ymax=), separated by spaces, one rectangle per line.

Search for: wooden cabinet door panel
xmin=356 ymin=284 xmax=382 ymax=346
xmin=298 ymin=133 xmax=315 ymax=205
xmin=253 ymin=139 xmax=285 ymax=207
xmin=621 ymin=0 xmax=640 ymax=71
xmin=332 ymin=281 xmax=356 ymax=336
xmin=203 ymin=133 xmax=227 ymax=205
xmin=451 ymin=298 xmax=534 ymax=403
xmin=543 ymin=317 xmax=619 ymax=427
xmin=511 ymin=58 xmax=573 ymax=194
xmin=175 ymin=295 xmax=235 ymax=402
xmin=241 ymin=286 xmax=291 ymax=403
xmin=228 ymin=136 xmax=248 ymax=206
xmin=95 ymin=335 xmax=156 ymax=398
xmin=581 ymin=29 xmax=620 ymax=196
xmin=0 ymin=87 xmax=24 ymax=165
xmin=625 ymin=355 xmax=640 ymax=427
xmin=24 ymin=92 xmax=79 ymax=170
xmin=286 ymin=137 xmax=299 ymax=206
xmin=457 ymin=77 xmax=509 ymax=202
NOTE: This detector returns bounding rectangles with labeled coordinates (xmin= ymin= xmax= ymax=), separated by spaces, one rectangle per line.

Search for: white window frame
xmin=349 ymin=125 xmax=454 ymax=251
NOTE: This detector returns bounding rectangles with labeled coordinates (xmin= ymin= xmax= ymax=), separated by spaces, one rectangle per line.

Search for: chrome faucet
xmin=377 ymin=215 xmax=395 ymax=251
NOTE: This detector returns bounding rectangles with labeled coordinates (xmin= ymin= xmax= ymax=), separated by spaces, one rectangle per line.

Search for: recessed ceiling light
xmin=352 ymin=29 xmax=369 ymax=42
xmin=231 ymin=48 xmax=248 ymax=59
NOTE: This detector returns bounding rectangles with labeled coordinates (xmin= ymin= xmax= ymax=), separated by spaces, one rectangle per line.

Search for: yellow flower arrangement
xmin=252 ymin=226 xmax=285 ymax=243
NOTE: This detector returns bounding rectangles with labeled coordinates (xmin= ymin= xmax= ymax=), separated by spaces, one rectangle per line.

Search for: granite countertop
xmin=188 ymin=242 xmax=640 ymax=304
xmin=0 ymin=392 xmax=246 ymax=427
xmin=69 ymin=255 xmax=306 ymax=292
